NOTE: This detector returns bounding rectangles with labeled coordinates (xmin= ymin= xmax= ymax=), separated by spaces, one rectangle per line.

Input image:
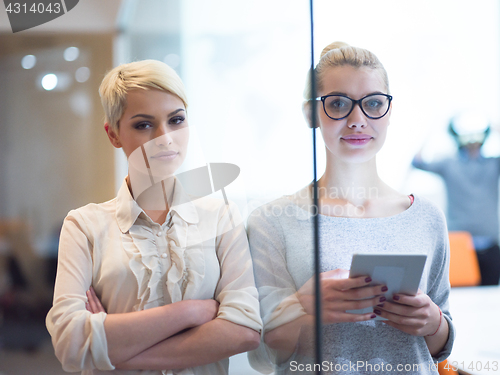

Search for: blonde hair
xmin=99 ymin=60 xmax=188 ymax=131
xmin=304 ymin=41 xmax=389 ymax=100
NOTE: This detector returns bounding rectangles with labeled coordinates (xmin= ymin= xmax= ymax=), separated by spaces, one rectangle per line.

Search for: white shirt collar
xmin=116 ymin=177 xmax=199 ymax=233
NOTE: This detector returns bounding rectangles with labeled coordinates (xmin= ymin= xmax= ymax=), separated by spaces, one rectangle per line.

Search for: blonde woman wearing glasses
xmin=248 ymin=42 xmax=454 ymax=374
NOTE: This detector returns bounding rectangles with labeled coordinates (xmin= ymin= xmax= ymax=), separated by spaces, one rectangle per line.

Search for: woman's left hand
xmin=373 ymin=289 xmax=441 ymax=336
xmin=86 ymin=286 xmax=106 ymax=314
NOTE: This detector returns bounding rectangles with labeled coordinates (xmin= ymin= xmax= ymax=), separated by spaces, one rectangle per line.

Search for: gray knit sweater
xmin=247 ymin=194 xmax=455 ymax=375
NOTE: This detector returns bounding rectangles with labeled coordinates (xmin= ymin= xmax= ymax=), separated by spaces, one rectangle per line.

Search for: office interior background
xmin=0 ymin=0 xmax=499 ymax=374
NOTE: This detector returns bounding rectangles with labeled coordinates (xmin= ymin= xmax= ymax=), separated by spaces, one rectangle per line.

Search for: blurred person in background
xmin=412 ymin=113 xmax=500 ymax=285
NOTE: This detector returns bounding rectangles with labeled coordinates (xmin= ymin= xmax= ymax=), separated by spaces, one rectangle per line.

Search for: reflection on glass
xmin=164 ymin=53 xmax=181 ymax=69
xmin=64 ymin=46 xmax=80 ymax=62
xmin=21 ymin=54 xmax=36 ymax=69
xmin=75 ymin=66 xmax=90 ymax=82
xmin=41 ymin=73 xmax=58 ymax=90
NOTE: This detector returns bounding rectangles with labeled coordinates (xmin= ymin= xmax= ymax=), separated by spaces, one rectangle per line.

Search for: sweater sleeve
xmin=45 ymin=210 xmax=114 ymax=372
xmin=246 ymin=204 xmax=308 ymax=373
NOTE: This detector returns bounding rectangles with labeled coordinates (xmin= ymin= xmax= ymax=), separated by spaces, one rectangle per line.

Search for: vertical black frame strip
xmin=308 ymin=0 xmax=322 ymax=373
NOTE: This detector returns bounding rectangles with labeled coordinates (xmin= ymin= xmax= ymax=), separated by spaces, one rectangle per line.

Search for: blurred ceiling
xmin=0 ymin=0 xmax=123 ymax=33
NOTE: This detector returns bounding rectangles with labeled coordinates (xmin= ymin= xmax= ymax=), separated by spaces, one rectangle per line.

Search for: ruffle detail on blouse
xmin=122 ymin=224 xmax=164 ymax=311
xmin=162 ymin=210 xmax=204 ymax=375
xmin=165 ymin=209 xmax=205 ymax=303
xmin=121 ymin=208 xmax=206 ymax=312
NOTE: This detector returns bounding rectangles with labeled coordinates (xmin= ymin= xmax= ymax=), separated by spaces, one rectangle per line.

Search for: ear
xmin=387 ymin=101 xmax=393 ymax=126
xmin=104 ymin=123 xmax=122 ymax=148
xmin=302 ymin=101 xmax=319 ymax=129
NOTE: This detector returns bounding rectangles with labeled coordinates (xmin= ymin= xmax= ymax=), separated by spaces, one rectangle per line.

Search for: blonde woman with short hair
xmin=46 ymin=60 xmax=262 ymax=375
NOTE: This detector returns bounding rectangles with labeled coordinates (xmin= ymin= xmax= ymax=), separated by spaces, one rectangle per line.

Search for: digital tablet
xmin=347 ymin=253 xmax=427 ymax=320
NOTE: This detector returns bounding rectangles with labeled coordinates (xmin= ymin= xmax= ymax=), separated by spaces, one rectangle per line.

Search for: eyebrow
xmin=325 ymin=91 xmax=347 ymax=96
xmin=324 ymin=91 xmax=385 ymax=97
xmin=130 ymin=108 xmax=185 ymax=120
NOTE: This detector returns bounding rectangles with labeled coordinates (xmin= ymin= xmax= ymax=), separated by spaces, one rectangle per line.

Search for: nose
xmin=346 ymin=103 xmax=367 ymax=129
xmin=154 ymin=125 xmax=173 ymax=147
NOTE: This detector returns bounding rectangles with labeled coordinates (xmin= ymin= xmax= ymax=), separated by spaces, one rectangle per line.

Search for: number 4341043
xmin=5 ymin=2 xmax=62 ymax=14
xmin=446 ymin=361 xmax=498 ymax=372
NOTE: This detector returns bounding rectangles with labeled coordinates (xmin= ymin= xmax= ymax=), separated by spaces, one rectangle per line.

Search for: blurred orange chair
xmin=438 ymin=360 xmax=459 ymax=375
xmin=447 ymin=231 xmax=481 ymax=287
xmin=437 ymin=231 xmax=480 ymax=375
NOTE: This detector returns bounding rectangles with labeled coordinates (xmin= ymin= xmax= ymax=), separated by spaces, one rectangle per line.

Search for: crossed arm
xmin=86 ymin=287 xmax=260 ymax=370
xmin=48 ymin=207 xmax=262 ymax=372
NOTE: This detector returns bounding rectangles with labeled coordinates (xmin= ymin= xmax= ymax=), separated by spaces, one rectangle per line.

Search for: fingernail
xmin=393 ymin=295 xmax=400 ymax=301
xmin=370 ymin=314 xmax=377 ymax=319
xmin=379 ymin=296 xmax=386 ymax=302
xmin=376 ymin=303 xmax=385 ymax=307
xmin=381 ymin=286 xmax=388 ymax=292
xmin=365 ymin=277 xmax=372 ymax=283
xmin=374 ymin=309 xmax=381 ymax=315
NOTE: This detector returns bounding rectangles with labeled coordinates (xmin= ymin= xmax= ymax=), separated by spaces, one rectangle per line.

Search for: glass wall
xmin=1 ymin=0 xmax=500 ymax=373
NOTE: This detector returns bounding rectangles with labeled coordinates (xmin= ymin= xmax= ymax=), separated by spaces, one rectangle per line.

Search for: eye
xmin=169 ymin=116 xmax=186 ymax=125
xmin=327 ymin=98 xmax=349 ymax=109
xmin=364 ymin=99 xmax=383 ymax=109
xmin=134 ymin=121 xmax=152 ymax=130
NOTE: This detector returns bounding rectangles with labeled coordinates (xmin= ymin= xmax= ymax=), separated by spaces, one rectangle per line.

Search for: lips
xmin=151 ymin=150 xmax=178 ymax=160
xmin=341 ymin=134 xmax=373 ymax=145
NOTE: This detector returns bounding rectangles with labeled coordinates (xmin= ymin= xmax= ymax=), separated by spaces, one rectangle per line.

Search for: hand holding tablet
xmin=347 ymin=254 xmax=427 ymax=320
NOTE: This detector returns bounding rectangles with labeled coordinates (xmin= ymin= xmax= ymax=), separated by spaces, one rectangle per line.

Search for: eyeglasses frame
xmin=315 ymin=93 xmax=393 ymax=120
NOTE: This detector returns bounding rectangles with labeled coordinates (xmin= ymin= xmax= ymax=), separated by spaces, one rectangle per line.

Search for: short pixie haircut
xmin=99 ymin=60 xmax=188 ymax=131
xmin=304 ymin=41 xmax=390 ymax=100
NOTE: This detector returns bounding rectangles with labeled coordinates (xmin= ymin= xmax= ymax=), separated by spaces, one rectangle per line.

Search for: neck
xmin=127 ymin=175 xmax=175 ymax=224
xmin=319 ymin=155 xmax=385 ymax=206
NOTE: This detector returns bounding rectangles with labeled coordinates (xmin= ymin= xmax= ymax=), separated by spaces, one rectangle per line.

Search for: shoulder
xmin=248 ymin=196 xmax=300 ymax=224
xmin=185 ymin=195 xmax=252 ymax=233
xmin=189 ymin=195 xmax=238 ymax=219
xmin=484 ymin=155 xmax=500 ymax=164
xmin=64 ymin=198 xmax=118 ymax=231
xmin=410 ymin=195 xmax=448 ymax=243
xmin=412 ymin=195 xmax=446 ymax=222
xmin=246 ymin=196 xmax=309 ymax=245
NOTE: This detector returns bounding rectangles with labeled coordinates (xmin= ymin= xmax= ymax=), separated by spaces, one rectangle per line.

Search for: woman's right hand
xmin=297 ymin=269 xmax=386 ymax=324
xmin=86 ymin=286 xmax=106 ymax=314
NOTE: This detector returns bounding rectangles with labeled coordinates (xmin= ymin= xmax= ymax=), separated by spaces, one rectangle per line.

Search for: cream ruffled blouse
xmin=46 ymin=178 xmax=262 ymax=375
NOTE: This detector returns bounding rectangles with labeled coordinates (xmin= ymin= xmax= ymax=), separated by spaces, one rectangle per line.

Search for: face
xmin=317 ymin=65 xmax=391 ymax=164
xmin=106 ymin=89 xmax=189 ymax=179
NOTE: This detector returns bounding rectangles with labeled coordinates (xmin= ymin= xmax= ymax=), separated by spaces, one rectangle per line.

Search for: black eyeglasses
xmin=316 ymin=93 xmax=393 ymax=120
